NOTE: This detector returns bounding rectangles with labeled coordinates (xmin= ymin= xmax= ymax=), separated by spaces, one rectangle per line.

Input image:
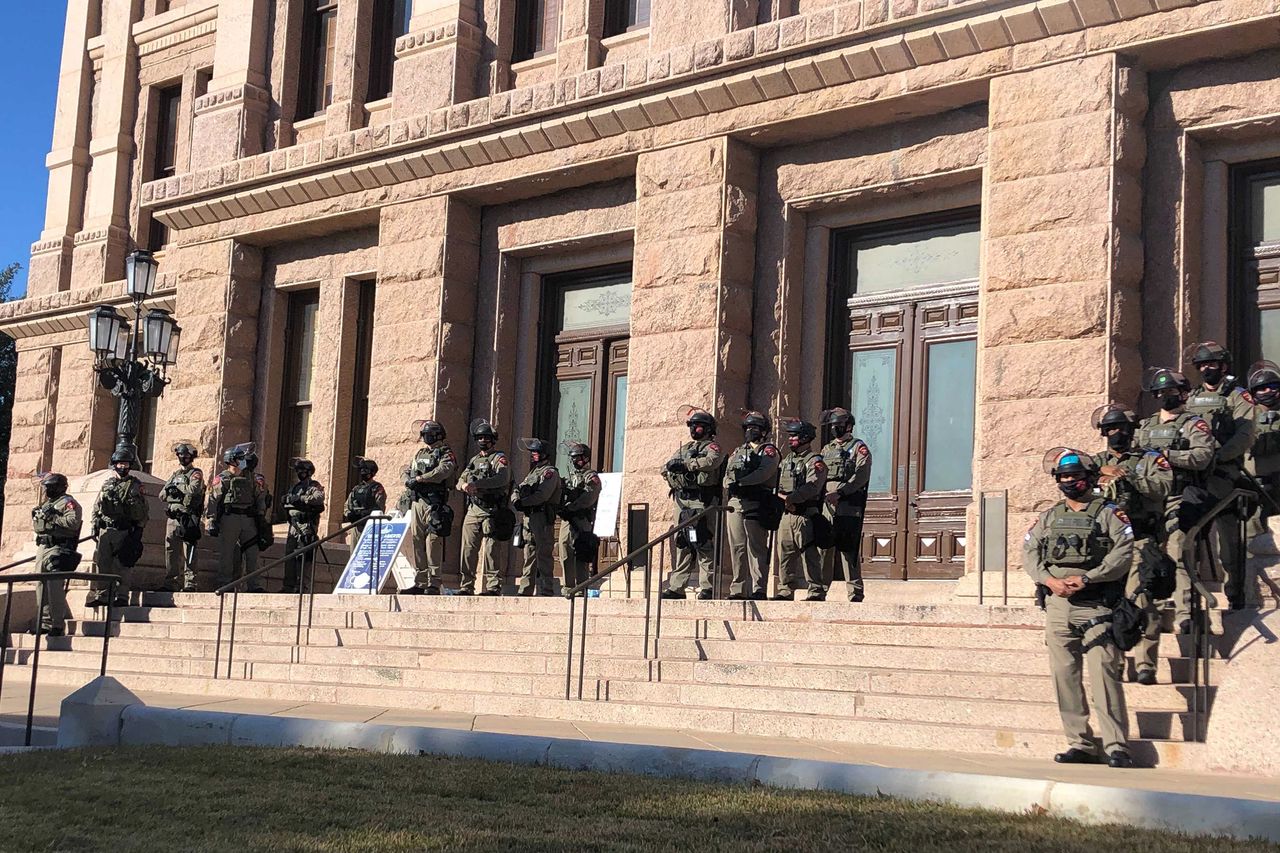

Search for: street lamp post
xmin=86 ymin=250 xmax=181 ymax=463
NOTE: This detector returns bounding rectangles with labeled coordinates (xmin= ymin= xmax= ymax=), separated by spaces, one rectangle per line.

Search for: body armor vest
xmin=1185 ymin=386 xmax=1237 ymax=446
xmin=780 ymin=451 xmax=821 ymax=510
xmin=1044 ymin=500 xmax=1111 ymax=570
xmin=1254 ymin=409 xmax=1280 ymax=475
xmin=224 ymin=473 xmax=255 ymax=509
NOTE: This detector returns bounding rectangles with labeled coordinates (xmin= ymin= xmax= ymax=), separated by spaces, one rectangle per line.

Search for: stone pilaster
xmin=189 ymin=0 xmax=271 ymax=170
xmin=0 ymin=346 xmax=62 ymax=559
xmin=649 ymin=0 xmax=756 ymax=52
xmin=30 ymin=0 xmax=96 ymax=296
xmin=49 ymin=344 xmax=117 ymax=476
xmin=972 ymin=54 xmax=1147 ymax=586
xmin=390 ymin=0 xmax=483 ymax=118
xmin=555 ymin=0 xmax=602 ymax=78
xmin=326 ymin=0 xmax=375 ymax=134
xmin=629 ymin=137 xmax=758 ymax=523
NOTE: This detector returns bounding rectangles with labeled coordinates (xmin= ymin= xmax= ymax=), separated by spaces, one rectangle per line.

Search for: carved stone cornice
xmin=395 ymin=19 xmax=484 ymax=59
xmin=193 ymin=83 xmax=271 ymax=117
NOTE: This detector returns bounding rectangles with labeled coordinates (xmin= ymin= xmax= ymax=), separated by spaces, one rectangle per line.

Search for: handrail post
xmin=577 ymin=585 xmax=589 ymax=700
xmin=226 ymin=590 xmax=239 ymax=679
xmin=0 ymin=581 xmax=13 ymax=701
xmin=564 ymin=594 xmax=576 ymax=700
xmin=99 ymin=578 xmax=116 ymax=677
xmin=305 ymin=547 xmax=317 ymax=647
xmin=642 ymin=552 xmax=652 ymax=661
xmin=213 ymin=593 xmax=225 ymax=679
xmin=26 ymin=591 xmax=45 ymax=747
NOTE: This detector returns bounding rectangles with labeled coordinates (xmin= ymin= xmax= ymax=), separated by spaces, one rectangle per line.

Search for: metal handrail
xmin=563 ymin=504 xmax=732 ymax=700
xmin=212 ymin=514 xmax=381 ymax=680
xmin=0 ymin=570 xmax=120 ymax=745
xmin=1178 ymin=488 xmax=1249 ymax=743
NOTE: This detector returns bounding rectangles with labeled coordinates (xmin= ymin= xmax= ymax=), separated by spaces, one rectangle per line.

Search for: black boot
xmin=1054 ymin=748 xmax=1101 ymax=765
xmin=659 ymin=589 xmax=686 ymax=600
xmin=1108 ymin=751 xmax=1134 ymax=769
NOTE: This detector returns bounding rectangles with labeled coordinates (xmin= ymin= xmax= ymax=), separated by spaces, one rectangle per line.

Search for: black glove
xmin=207 ymin=522 xmax=220 ymax=538
xmin=666 ymin=459 xmax=688 ymax=475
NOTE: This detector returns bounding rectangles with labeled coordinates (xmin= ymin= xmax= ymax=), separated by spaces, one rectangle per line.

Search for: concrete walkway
xmin=5 ymin=678 xmax=1279 ymax=804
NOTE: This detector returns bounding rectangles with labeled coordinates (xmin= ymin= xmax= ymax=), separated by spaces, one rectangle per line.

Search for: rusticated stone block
xmin=984 ymin=225 xmax=1112 ymax=290
xmin=986 ymin=113 xmax=1111 ymax=182
xmin=983 ymin=281 xmax=1108 ymax=348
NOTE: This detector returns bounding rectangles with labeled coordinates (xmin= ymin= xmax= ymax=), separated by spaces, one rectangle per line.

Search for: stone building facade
xmin=5 ymin=0 xmax=1280 ymax=591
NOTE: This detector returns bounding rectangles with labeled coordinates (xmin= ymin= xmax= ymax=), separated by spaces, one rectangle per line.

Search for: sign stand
xmin=333 ymin=512 xmax=412 ymax=594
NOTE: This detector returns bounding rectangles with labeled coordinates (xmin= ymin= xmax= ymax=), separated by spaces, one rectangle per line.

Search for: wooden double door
xmin=845 ymin=292 xmax=978 ymax=580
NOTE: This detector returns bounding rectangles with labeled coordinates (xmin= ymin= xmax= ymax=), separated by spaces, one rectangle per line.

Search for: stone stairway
xmin=0 ymin=589 xmax=1225 ymax=769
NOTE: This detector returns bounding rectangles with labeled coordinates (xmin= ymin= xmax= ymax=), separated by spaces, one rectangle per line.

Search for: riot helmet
xmin=1186 ymin=341 xmax=1232 ymax=387
xmin=353 ymin=456 xmax=379 ymax=479
xmin=740 ymin=410 xmax=770 ymax=443
xmin=1090 ymin=403 xmax=1138 ymax=452
xmin=565 ymin=442 xmax=592 ymax=470
xmin=417 ymin=419 xmax=446 ymax=444
xmin=39 ymin=472 xmax=68 ymax=500
xmin=110 ymin=448 xmax=136 ymax=476
xmin=293 ymin=458 xmax=316 ymax=479
xmin=680 ymin=405 xmax=717 ymax=440
xmin=172 ymin=441 xmax=198 ymax=463
xmin=471 ymin=418 xmax=497 ymax=451
xmin=1142 ymin=367 xmax=1190 ymax=412
xmin=783 ymin=418 xmax=817 ymax=449
xmin=820 ymin=407 xmax=855 ymax=439
xmin=519 ymin=438 xmax=551 ymax=465
xmin=1043 ymin=446 xmax=1097 ymax=500
xmin=1248 ymin=360 xmax=1280 ymax=407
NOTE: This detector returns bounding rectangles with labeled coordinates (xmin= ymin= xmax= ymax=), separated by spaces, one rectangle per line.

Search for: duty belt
xmin=35 ymin=535 xmax=76 ymax=547
xmin=1066 ymin=580 xmax=1124 ymax=608
xmin=223 ymin=507 xmax=254 ymax=515
xmin=677 ymin=488 xmax=717 ymax=502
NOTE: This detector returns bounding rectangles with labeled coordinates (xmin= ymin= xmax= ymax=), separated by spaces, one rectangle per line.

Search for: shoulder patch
xmin=314 ymin=484 xmax=326 ymax=494
xmin=707 ymin=442 xmax=721 ymax=453
xmin=763 ymin=446 xmax=777 ymax=457
xmin=210 ymin=474 xmax=223 ymax=487
xmin=590 ymin=474 xmax=601 ymax=486
xmin=856 ymin=444 xmax=870 ymax=457
xmin=494 ymin=453 xmax=507 ymax=464
xmin=65 ymin=499 xmax=79 ymax=511
xmin=542 ymin=468 xmax=556 ymax=480
xmin=1243 ymin=391 xmax=1257 ymax=405
xmin=190 ymin=470 xmax=204 ymax=481
xmin=1192 ymin=418 xmax=1212 ymax=436
xmin=813 ymin=459 xmax=827 ymax=473
xmin=446 ymin=451 xmax=457 ymax=463
xmin=1112 ymin=508 xmax=1131 ymax=525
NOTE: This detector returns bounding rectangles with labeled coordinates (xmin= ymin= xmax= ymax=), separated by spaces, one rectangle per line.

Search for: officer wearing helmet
xmin=1090 ymin=404 xmax=1173 ymax=685
xmin=31 ymin=473 xmax=82 ymax=636
xmin=1184 ymin=341 xmax=1257 ymax=609
xmin=513 ymin=438 xmax=562 ymax=596
xmin=342 ymin=457 xmax=387 ymax=546
xmin=245 ymin=449 xmax=274 ymax=555
xmin=557 ymin=442 xmax=602 ymax=591
xmin=402 ymin=420 xmax=457 ymax=595
xmin=161 ymin=442 xmax=205 ymax=593
xmin=1243 ymin=360 xmax=1280 ymax=604
xmin=1024 ymin=448 xmax=1134 ymax=768
xmin=819 ymin=407 xmax=872 ymax=603
xmin=661 ymin=406 xmax=725 ymax=600
xmin=722 ymin=410 xmax=780 ymax=600
xmin=1135 ymin=367 xmax=1216 ymax=633
xmin=281 ymin=459 xmax=326 ymax=594
xmin=87 ymin=449 xmax=149 ymax=607
xmin=206 ymin=444 xmax=264 ymax=593
xmin=456 ymin=419 xmax=512 ymax=595
xmin=775 ymin=419 xmax=828 ymax=601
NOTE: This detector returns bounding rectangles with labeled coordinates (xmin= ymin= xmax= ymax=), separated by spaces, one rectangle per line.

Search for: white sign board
xmin=594 ymin=473 xmax=623 ymax=538
xmin=334 ymin=514 xmax=411 ymax=594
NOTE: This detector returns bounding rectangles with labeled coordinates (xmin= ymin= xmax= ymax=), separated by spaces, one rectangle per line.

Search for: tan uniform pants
xmin=1044 ymin=593 xmax=1130 ymax=755
xmin=519 ymin=510 xmax=556 ymax=595
xmin=217 ymin=514 xmax=261 ymax=591
xmin=410 ymin=500 xmax=445 ymax=590
xmin=725 ymin=497 xmax=770 ymax=598
xmin=775 ymin=512 xmax=820 ymax=595
xmin=164 ymin=518 xmax=197 ymax=591
xmin=93 ymin=527 xmax=134 ymax=598
xmin=1127 ymin=537 xmax=1163 ymax=677
xmin=459 ymin=509 xmax=502 ymax=594
xmin=820 ymin=504 xmax=864 ymax=599
xmin=35 ymin=546 xmax=69 ymax=632
xmin=558 ymin=516 xmax=594 ymax=592
xmin=668 ymin=504 xmax=716 ymax=593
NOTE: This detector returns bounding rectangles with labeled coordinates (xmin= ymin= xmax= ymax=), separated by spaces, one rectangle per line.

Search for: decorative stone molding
xmin=193 ymin=83 xmax=271 ymax=116
xmin=31 ymin=236 xmax=75 ymax=257
xmin=395 ymin=19 xmax=485 ymax=59
xmin=72 ymin=225 xmax=129 ymax=246
xmin=135 ymin=9 xmax=218 ymax=57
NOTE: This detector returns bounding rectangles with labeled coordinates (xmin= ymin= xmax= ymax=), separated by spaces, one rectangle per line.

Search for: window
xmin=1233 ymin=165 xmax=1280 ymax=367
xmin=604 ymin=0 xmax=649 ymax=37
xmin=298 ymin=0 xmax=339 ymax=119
xmin=513 ymin=0 xmax=560 ymax=61
xmin=345 ymin=281 xmax=376 ymax=497
xmin=147 ymin=84 xmax=182 ymax=251
xmin=368 ymin=0 xmax=413 ymax=102
xmin=276 ymin=289 xmax=321 ymax=499
xmin=119 ymin=394 xmax=158 ymax=474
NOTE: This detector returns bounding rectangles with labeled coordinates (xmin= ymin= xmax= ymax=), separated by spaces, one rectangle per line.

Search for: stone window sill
xmin=511 ymin=52 xmax=557 ymax=74
xmin=601 ymin=27 xmax=650 ymax=49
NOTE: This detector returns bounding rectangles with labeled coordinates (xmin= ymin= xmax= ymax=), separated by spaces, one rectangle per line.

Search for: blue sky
xmin=0 ymin=6 xmax=66 ymax=299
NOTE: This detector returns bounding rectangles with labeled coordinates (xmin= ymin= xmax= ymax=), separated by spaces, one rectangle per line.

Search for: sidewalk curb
xmin=59 ymin=689 xmax=1279 ymax=844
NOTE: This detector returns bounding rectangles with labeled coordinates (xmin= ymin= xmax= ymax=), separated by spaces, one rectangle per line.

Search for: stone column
xmin=326 ymin=0 xmax=376 ymax=134
xmin=970 ymin=53 xmax=1146 ymax=592
xmin=390 ymin=0 xmax=483 ymax=119
xmin=73 ymin=0 xmax=144 ymax=289
xmin=556 ymin=0 xmax=601 ymax=78
xmin=0 ymin=346 xmax=61 ymax=559
xmin=29 ymin=0 xmax=96 ymax=297
xmin=628 ymin=137 xmax=758 ymax=523
xmin=189 ymin=0 xmax=272 ymax=170
xmin=50 ymin=345 xmax=117 ymax=476
xmin=649 ymin=0 xmax=756 ymax=51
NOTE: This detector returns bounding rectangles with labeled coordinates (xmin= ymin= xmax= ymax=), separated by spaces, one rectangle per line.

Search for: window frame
xmin=345 ymin=280 xmax=377 ymax=499
xmin=603 ymin=0 xmax=650 ymax=38
xmin=1229 ymin=161 xmax=1280 ymax=369
xmin=275 ymin=288 xmax=322 ymax=507
xmin=513 ymin=0 xmax=561 ymax=62
xmin=297 ymin=0 xmax=340 ymax=120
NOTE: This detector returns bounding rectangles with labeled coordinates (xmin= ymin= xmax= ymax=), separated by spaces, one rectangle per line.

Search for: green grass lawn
xmin=0 ymin=747 xmax=1272 ymax=852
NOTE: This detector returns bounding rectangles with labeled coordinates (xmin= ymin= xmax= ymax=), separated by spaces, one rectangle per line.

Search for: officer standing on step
xmin=88 ymin=449 xmax=148 ymax=608
xmin=342 ymin=457 xmax=387 ymax=546
xmin=245 ymin=448 xmax=274 ymax=557
xmin=31 ymin=473 xmax=82 ymax=636
xmin=819 ymin=407 xmax=871 ymax=603
xmin=774 ymin=419 xmax=828 ymax=601
xmin=557 ymin=442 xmax=601 ymax=592
xmin=456 ymin=419 xmax=512 ymax=596
xmin=723 ymin=411 xmax=780 ymax=601
xmin=661 ymin=407 xmax=724 ymax=600
xmin=1184 ymin=341 xmax=1257 ymax=610
xmin=1136 ymin=368 xmax=1217 ymax=634
xmin=513 ymin=438 xmax=561 ymax=597
xmin=402 ymin=420 xmax=457 ymax=595
xmin=161 ymin=442 xmax=205 ymax=593
xmin=1090 ymin=404 xmax=1173 ymax=686
xmin=206 ymin=445 xmax=263 ymax=593
xmin=1026 ymin=448 xmax=1133 ymax=768
xmin=281 ymin=459 xmax=325 ymax=594
xmin=1245 ymin=361 xmax=1280 ymax=584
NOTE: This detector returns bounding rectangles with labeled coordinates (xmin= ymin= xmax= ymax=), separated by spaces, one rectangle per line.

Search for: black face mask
xmin=1058 ymin=479 xmax=1091 ymax=500
xmin=1159 ymin=395 xmax=1182 ymax=412
xmin=1106 ymin=431 xmax=1132 ymax=451
xmin=744 ymin=426 xmax=764 ymax=443
xmin=689 ymin=425 xmax=706 ymax=441
xmin=43 ymin=485 xmax=64 ymax=502
xmin=1257 ymin=390 xmax=1280 ymax=408
xmin=831 ymin=422 xmax=851 ymax=438
xmin=1200 ymin=366 xmax=1224 ymax=386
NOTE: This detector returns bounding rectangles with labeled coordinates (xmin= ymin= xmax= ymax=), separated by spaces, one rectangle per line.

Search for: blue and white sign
xmin=334 ymin=514 xmax=411 ymax=594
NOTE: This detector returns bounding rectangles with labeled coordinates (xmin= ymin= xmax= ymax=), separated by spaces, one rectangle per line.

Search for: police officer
xmin=88 ymin=450 xmax=149 ymax=607
xmin=456 ymin=419 xmax=512 ymax=596
xmin=661 ymin=407 xmax=725 ymax=600
xmin=403 ymin=420 xmax=458 ymax=595
xmin=723 ymin=411 xmax=780 ymax=601
xmin=1090 ymin=404 xmax=1173 ymax=685
xmin=245 ymin=448 xmax=274 ymax=556
xmin=281 ymin=459 xmax=325 ymax=594
xmin=206 ymin=446 xmax=264 ymax=593
xmin=1184 ymin=341 xmax=1257 ymax=609
xmin=342 ymin=457 xmax=387 ymax=545
xmin=1135 ymin=368 xmax=1217 ymax=634
xmin=775 ymin=419 xmax=828 ymax=601
xmin=819 ymin=407 xmax=872 ymax=603
xmin=31 ymin=473 xmax=82 ymax=636
xmin=558 ymin=442 xmax=601 ymax=592
xmin=1242 ymin=360 xmax=1280 ymax=604
xmin=513 ymin=438 xmax=561 ymax=596
xmin=1024 ymin=448 xmax=1133 ymax=768
xmin=161 ymin=442 xmax=205 ymax=593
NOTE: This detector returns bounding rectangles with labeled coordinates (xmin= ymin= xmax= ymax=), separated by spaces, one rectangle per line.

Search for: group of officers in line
xmin=1025 ymin=341 xmax=1280 ymax=769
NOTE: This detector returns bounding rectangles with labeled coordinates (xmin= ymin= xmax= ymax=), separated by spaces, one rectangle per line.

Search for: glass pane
xmin=554 ymin=378 xmax=592 ymax=477
xmin=291 ymin=298 xmax=319 ymax=404
xmin=290 ymin=406 xmax=312 ymax=460
xmin=1262 ymin=309 xmax=1280 ymax=365
xmin=923 ymin=339 xmax=977 ymax=492
xmin=559 ymin=281 xmax=632 ymax=332
xmin=850 ymin=348 xmax=897 ymax=494
xmin=611 ymin=374 xmax=628 ymax=473
xmin=395 ymin=0 xmax=413 ymax=35
xmin=853 ymin=222 xmax=980 ymax=295
xmin=1252 ymin=176 xmax=1280 ymax=245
